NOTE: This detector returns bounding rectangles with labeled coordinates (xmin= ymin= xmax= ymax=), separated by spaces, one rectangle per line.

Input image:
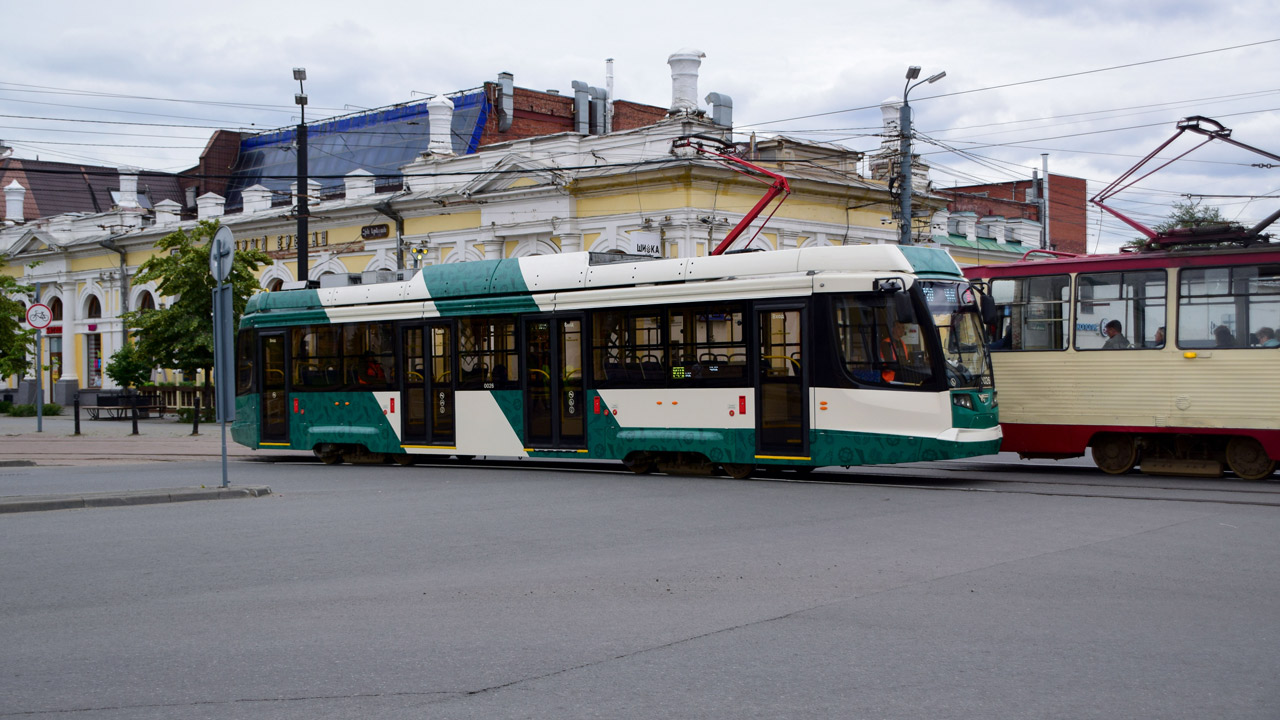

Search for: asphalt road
xmin=2 ymin=458 xmax=1278 ymax=719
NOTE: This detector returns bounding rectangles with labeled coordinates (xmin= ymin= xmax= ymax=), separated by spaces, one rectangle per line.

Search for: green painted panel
xmin=899 ymin=246 xmax=962 ymax=277
xmin=434 ymin=295 xmax=540 ymax=317
xmin=231 ymin=395 xmax=260 ymax=447
xmin=422 ymin=258 xmax=533 ymax=299
xmin=243 ymin=309 xmax=331 ymax=329
xmin=289 ymin=391 xmax=400 ymax=452
xmin=489 ymin=258 xmax=532 ymax=295
xmin=490 ymin=390 xmax=525 ymax=443
xmin=240 ymin=288 xmax=329 ymax=329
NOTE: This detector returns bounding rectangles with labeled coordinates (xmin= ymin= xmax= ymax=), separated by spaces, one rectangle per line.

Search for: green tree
xmin=104 ymin=341 xmax=151 ymax=390
xmin=1125 ymin=200 xmax=1232 ymax=251
xmin=0 ymin=255 xmax=36 ymax=379
xmin=123 ymin=220 xmax=269 ymax=385
xmin=1153 ymin=199 xmax=1227 ymax=233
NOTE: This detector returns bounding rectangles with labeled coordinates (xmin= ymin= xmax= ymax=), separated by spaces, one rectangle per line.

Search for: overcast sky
xmin=4 ymin=0 xmax=1278 ymax=252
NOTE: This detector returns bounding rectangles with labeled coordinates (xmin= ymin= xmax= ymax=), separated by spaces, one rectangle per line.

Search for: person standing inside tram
xmin=1102 ymin=320 xmax=1131 ymax=349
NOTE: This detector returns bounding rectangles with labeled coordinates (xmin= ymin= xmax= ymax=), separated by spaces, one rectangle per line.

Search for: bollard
xmin=191 ymin=395 xmax=201 ymax=436
xmin=130 ymin=393 xmax=140 ymax=436
xmin=73 ymin=393 xmax=81 ymax=436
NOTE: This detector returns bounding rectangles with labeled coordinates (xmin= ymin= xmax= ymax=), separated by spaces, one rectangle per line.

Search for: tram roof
xmin=246 ymin=244 xmax=963 ymax=316
xmin=964 ymin=242 xmax=1280 ymax=279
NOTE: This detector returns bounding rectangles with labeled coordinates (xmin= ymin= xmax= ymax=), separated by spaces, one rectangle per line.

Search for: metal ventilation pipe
xmin=706 ymin=92 xmax=733 ymax=127
xmin=571 ymin=81 xmax=591 ymax=134
xmin=497 ymin=72 xmax=514 ymax=132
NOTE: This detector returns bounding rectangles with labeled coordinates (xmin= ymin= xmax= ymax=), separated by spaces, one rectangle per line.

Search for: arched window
xmin=266 ymin=278 xmax=284 ymax=292
xmin=85 ymin=295 xmax=103 ymax=387
xmin=49 ymin=297 xmax=63 ymax=321
xmin=137 ymin=292 xmax=156 ymax=312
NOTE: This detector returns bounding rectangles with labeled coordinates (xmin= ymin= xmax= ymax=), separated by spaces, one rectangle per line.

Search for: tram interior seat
xmin=640 ymin=355 xmax=663 ymax=379
xmin=603 ymin=359 xmax=626 ymax=382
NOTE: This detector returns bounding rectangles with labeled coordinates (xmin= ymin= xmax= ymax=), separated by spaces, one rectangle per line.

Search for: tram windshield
xmin=920 ymin=280 xmax=994 ymax=390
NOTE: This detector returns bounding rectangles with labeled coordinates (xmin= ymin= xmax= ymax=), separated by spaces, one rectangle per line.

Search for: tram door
xmin=259 ymin=331 xmax=289 ymax=444
xmin=756 ymin=306 xmax=808 ymax=458
xmin=522 ymin=316 xmax=585 ymax=449
xmin=400 ymin=322 xmax=456 ymax=446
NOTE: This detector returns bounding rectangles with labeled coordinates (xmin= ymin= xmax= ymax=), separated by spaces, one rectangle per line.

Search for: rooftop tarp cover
xmin=224 ymin=91 xmax=488 ymax=210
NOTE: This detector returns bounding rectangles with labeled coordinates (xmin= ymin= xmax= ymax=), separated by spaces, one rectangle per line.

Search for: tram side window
xmin=989 ymin=275 xmax=1070 ymax=350
xmin=831 ymin=293 xmax=932 ymax=386
xmin=291 ymin=326 xmax=343 ymax=389
xmin=591 ymin=309 xmax=665 ymax=386
xmin=668 ymin=302 xmax=747 ymax=383
xmin=1075 ymin=270 xmax=1166 ymax=350
xmin=235 ymin=329 xmax=255 ymax=396
xmin=343 ymin=322 xmax=396 ymax=388
xmin=457 ymin=316 xmax=518 ymax=389
xmin=1178 ymin=264 xmax=1280 ymax=349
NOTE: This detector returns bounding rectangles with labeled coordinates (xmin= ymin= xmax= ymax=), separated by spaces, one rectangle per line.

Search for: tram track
xmin=253 ymin=453 xmax=1280 ymax=508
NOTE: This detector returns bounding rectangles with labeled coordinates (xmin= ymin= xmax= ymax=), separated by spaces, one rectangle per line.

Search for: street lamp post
xmin=899 ymin=66 xmax=945 ymax=246
xmin=294 ymin=68 xmax=309 ymax=283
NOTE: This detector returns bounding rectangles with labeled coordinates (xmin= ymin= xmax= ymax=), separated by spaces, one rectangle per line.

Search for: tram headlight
xmin=952 ymin=393 xmax=975 ymax=410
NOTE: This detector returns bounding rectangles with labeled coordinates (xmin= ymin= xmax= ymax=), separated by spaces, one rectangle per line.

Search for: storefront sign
xmin=361 ymin=224 xmax=390 ymax=240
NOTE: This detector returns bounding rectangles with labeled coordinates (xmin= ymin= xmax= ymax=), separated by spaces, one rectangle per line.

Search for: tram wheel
xmin=1225 ymin=437 xmax=1276 ymax=481
xmin=392 ymin=454 xmax=419 ymax=467
xmin=722 ymin=463 xmax=756 ymax=480
xmin=314 ymin=446 xmax=344 ymax=465
xmin=623 ymin=454 xmax=656 ymax=475
xmin=1091 ymin=434 xmax=1137 ymax=475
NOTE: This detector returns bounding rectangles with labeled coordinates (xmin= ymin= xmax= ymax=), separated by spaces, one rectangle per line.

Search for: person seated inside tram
xmin=1152 ymin=326 xmax=1165 ymax=348
xmin=1214 ymin=324 xmax=1235 ymax=347
xmin=1255 ymin=327 xmax=1279 ymax=347
xmin=880 ymin=321 xmax=909 ymax=382
xmin=358 ymin=352 xmax=386 ymax=384
xmin=1102 ymin=320 xmax=1130 ymax=349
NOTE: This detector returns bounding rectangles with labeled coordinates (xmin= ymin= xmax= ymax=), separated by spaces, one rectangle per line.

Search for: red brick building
xmin=940 ymin=174 xmax=1088 ymax=254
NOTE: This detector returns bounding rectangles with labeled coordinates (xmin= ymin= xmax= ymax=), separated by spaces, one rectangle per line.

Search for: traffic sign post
xmin=26 ymin=303 xmax=51 ymax=434
xmin=210 ymin=226 xmax=236 ymax=487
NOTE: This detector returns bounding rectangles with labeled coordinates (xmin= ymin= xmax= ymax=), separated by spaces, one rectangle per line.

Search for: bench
xmin=82 ymin=392 xmax=166 ymax=421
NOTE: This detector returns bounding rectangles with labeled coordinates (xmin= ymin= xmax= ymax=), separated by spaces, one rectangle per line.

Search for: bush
xmin=0 ymin=400 xmax=11 ymax=414
xmin=176 ymin=406 xmax=216 ymax=423
xmin=8 ymin=403 xmax=62 ymax=417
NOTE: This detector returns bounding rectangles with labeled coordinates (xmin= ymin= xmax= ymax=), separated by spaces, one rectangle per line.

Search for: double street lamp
xmin=294 ymin=68 xmax=309 ymax=283
xmin=899 ymin=65 xmax=945 ymax=246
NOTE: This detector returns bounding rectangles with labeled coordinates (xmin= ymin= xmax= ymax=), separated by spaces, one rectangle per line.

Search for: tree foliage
xmin=1153 ymin=200 xmax=1227 ymax=233
xmin=123 ymin=220 xmax=269 ymax=380
xmin=1125 ymin=200 xmax=1232 ymax=251
xmin=104 ymin=341 xmax=151 ymax=389
xmin=0 ymin=254 xmax=36 ymax=379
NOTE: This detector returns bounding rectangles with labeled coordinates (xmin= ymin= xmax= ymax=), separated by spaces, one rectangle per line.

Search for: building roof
xmin=222 ymin=91 xmax=488 ymax=211
xmin=0 ymin=158 xmax=184 ymax=221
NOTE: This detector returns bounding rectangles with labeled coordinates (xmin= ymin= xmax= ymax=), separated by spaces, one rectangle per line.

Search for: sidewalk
xmin=0 ymin=412 xmax=285 ymax=466
xmin=0 ymin=411 xmax=295 ymax=513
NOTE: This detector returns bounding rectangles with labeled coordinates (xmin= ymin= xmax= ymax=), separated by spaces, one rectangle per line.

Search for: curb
xmin=0 ymin=486 xmax=272 ymax=514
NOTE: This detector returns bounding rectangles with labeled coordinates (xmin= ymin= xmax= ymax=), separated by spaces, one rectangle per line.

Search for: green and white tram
xmin=232 ymin=245 xmax=1000 ymax=477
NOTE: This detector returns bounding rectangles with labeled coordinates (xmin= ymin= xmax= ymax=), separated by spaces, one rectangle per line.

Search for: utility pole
xmin=294 ymin=68 xmax=309 ymax=283
xmin=1041 ymin=153 xmax=1051 ymax=250
xmin=899 ymin=66 xmax=946 ymax=246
